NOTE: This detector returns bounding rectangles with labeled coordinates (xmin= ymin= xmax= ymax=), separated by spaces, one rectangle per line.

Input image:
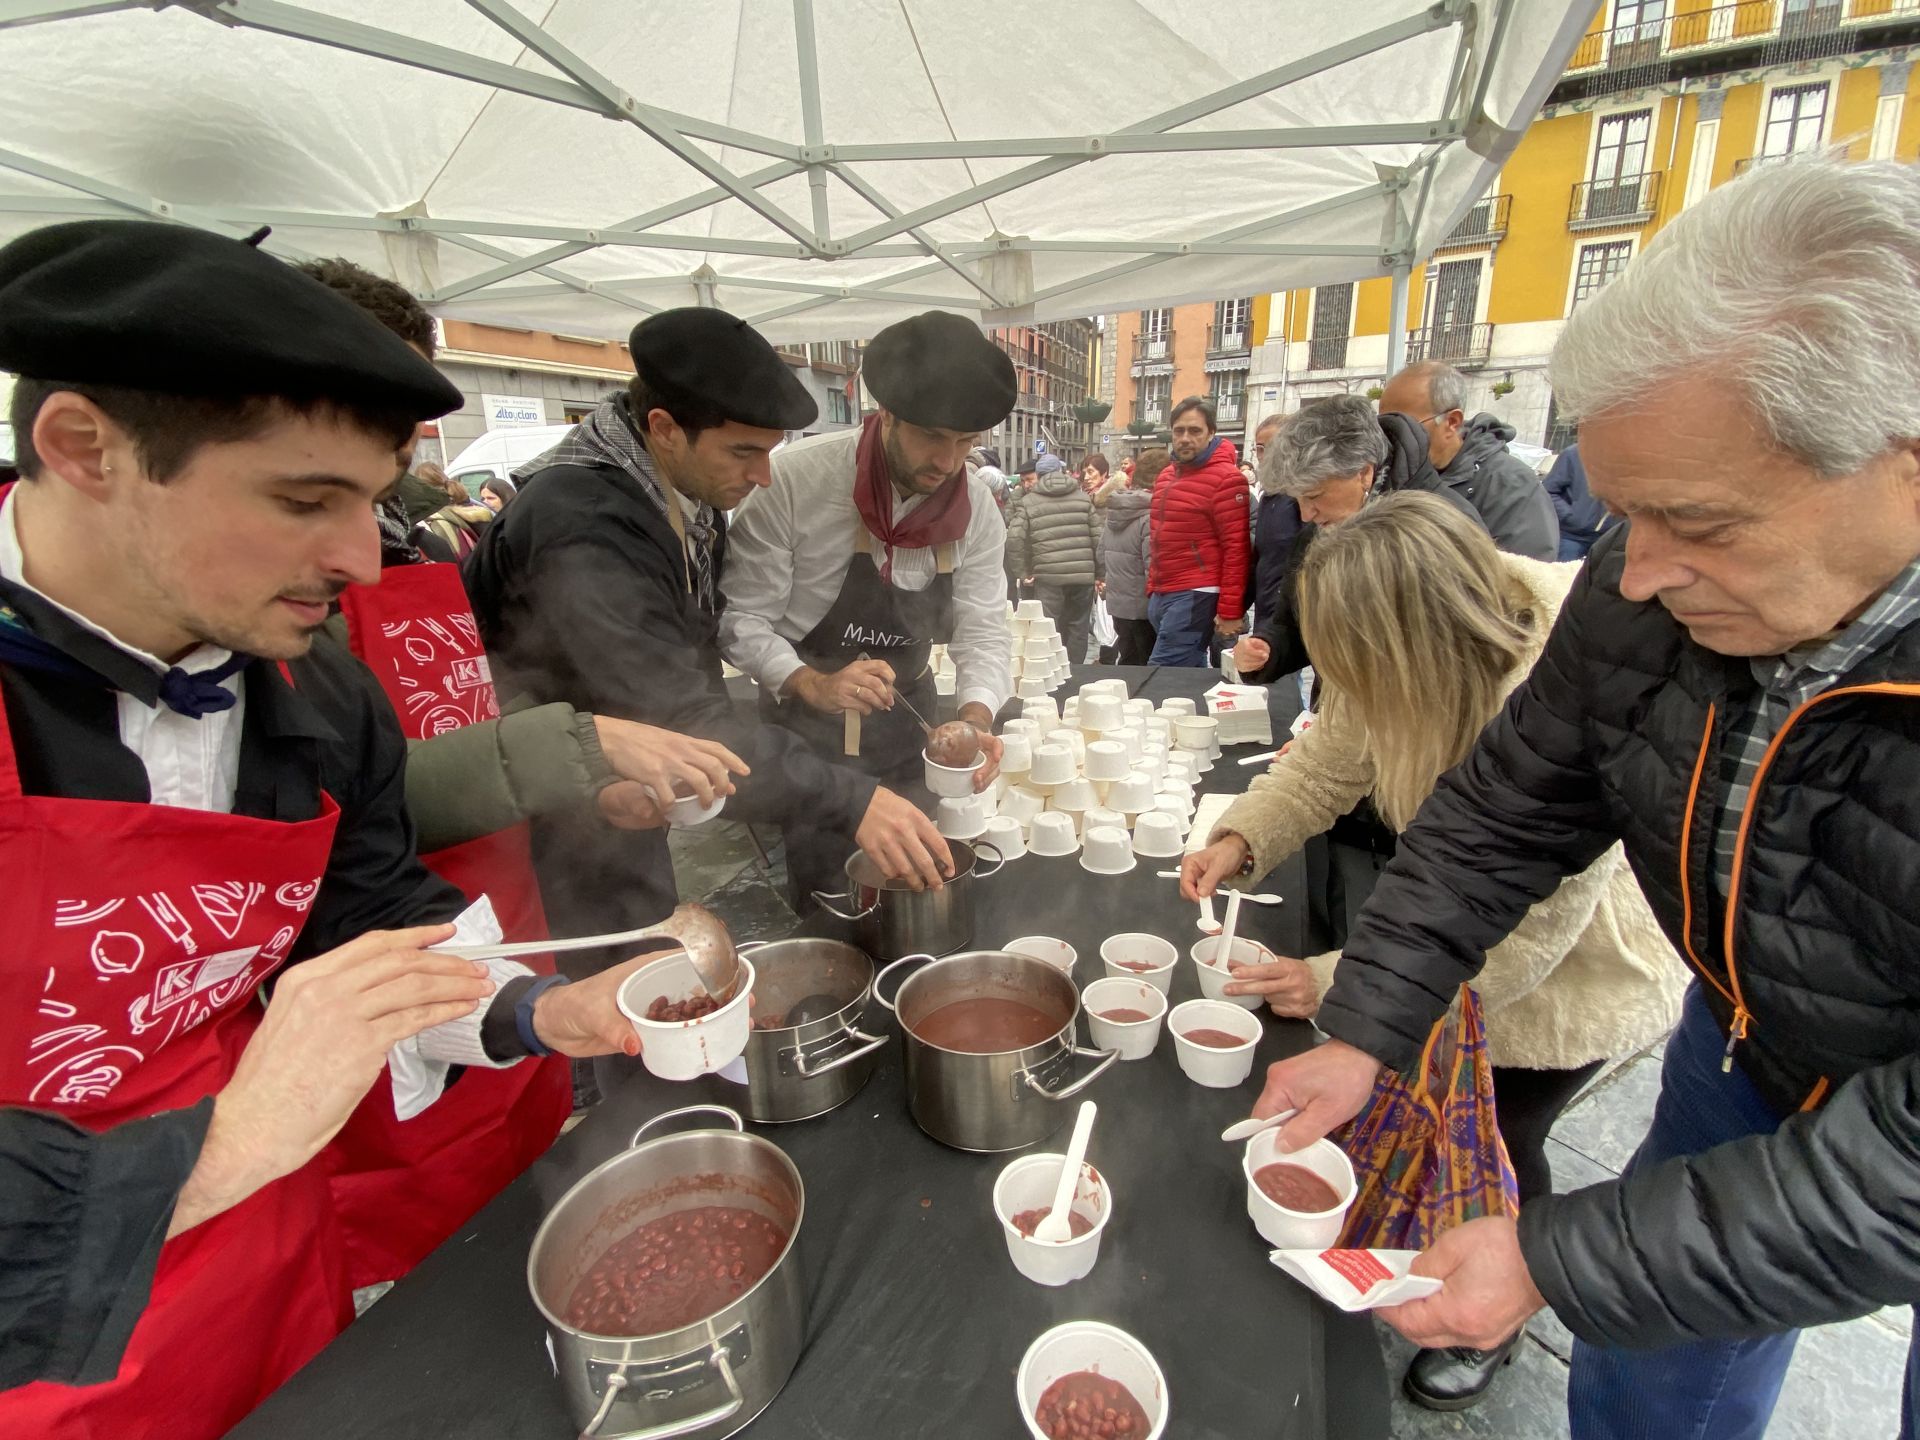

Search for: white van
xmin=445 ymin=423 xmax=576 ymax=493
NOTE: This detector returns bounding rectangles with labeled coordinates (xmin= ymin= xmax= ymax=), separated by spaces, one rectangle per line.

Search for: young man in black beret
xmin=465 ymin=307 xmax=952 ymax=974
xmin=720 ymin=310 xmax=1017 ymax=907
xmin=0 ymin=220 xmax=667 ymax=1440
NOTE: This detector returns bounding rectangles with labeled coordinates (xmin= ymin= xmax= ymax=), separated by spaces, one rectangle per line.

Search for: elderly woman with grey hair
xmin=1236 ymin=394 xmax=1483 ymax=687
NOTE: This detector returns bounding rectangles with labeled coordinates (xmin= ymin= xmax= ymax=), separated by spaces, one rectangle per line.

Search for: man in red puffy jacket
xmin=1146 ymin=396 xmax=1251 ymax=666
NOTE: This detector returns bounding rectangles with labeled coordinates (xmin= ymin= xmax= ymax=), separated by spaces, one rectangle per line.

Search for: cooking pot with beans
xmin=812 ymin=839 xmax=1003 ymax=958
xmin=874 ymin=951 xmax=1119 ymax=1152
xmin=527 ymin=1106 xmax=805 ymax=1440
xmin=735 ymin=938 xmax=888 ymax=1123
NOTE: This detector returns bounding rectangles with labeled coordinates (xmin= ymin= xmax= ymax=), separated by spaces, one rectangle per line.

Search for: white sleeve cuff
xmin=386 ymin=896 xmax=533 ymax=1121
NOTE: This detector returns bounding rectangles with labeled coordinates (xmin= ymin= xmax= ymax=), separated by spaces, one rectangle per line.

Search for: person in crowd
xmin=1380 ymin=361 xmax=1558 ymax=561
xmin=969 ymin=445 xmax=1008 ymax=516
xmin=720 ymin=310 xmax=1014 ymax=906
xmin=300 ymin=256 xmax=746 ymax=1275
xmin=0 ymin=220 xmax=666 ymax=1440
xmin=477 ymin=475 xmax=516 ymax=514
xmin=466 ymin=308 xmax=951 ymax=968
xmin=1542 ymin=443 xmax=1614 ymax=561
xmin=1081 ymin=452 xmax=1110 ymax=502
xmin=1145 ymin=396 xmax=1250 ymax=666
xmin=1008 ymin=452 xmax=1103 ymax=663
xmin=1247 ymin=411 xmax=1300 ymax=630
xmin=416 ymin=477 xmax=492 ymax=560
xmin=1251 ymin=159 xmax=1920 ymax=1440
xmin=1185 ymin=493 xmax=1684 ymax=1412
xmin=1099 ymin=447 xmax=1156 ymax=665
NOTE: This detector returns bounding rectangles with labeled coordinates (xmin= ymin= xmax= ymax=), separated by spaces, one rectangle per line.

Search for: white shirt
xmin=0 ymin=489 xmax=518 ymax=1117
xmin=720 ymin=430 xmax=1013 ymax=715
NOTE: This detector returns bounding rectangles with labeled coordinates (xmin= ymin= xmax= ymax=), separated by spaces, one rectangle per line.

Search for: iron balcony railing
xmin=1305 ymin=335 xmax=1349 ymax=371
xmin=1213 ymin=393 xmax=1245 ymax=424
xmin=1443 ymin=193 xmax=1513 ymax=247
xmin=1732 ymin=151 xmax=1798 ymax=176
xmin=1567 ymin=1 xmax=1844 ymax=71
xmin=1568 ymin=170 xmax=1663 ymax=229
xmin=1405 ymin=323 xmax=1493 ymax=369
xmin=1134 ymin=405 xmax=1167 ymax=427
xmin=1206 ymin=322 xmax=1250 ymax=356
xmin=1132 ymin=330 xmax=1174 ymax=364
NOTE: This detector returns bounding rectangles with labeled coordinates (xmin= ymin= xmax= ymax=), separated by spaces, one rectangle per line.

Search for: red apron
xmin=0 ymin=671 xmax=349 ymax=1440
xmin=329 ymin=562 xmax=569 ymax=1287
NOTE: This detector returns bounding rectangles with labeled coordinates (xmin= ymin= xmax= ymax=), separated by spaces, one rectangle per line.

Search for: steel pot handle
xmin=734 ymin=940 xmax=769 ymax=954
xmin=869 ymin=953 xmax=936 ymax=1013
xmin=810 ymin=888 xmax=878 ymax=922
xmin=580 ymin=1342 xmax=744 ymax=1440
xmin=791 ymin=1026 xmax=890 ymax=1078
xmin=1020 ymin=1044 xmax=1121 ymax=1102
xmin=968 ymin=838 xmax=1006 ymax=880
xmin=629 ymin=1103 xmax=744 ymax=1150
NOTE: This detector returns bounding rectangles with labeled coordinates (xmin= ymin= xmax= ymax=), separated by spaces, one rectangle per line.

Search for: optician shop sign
xmin=482 ymin=392 xmax=547 ymax=428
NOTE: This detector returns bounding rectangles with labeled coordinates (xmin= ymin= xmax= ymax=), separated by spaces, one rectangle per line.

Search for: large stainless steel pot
xmin=527 ymin=1106 xmax=805 ymax=1440
xmin=873 ymin=951 xmax=1119 ymax=1152
xmin=735 ymin=938 xmax=888 ymax=1124
xmin=812 ymin=839 xmax=1003 ymax=958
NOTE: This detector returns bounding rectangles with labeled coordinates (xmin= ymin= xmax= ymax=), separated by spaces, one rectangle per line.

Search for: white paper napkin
xmin=1268 ymin=1248 xmax=1444 ymax=1312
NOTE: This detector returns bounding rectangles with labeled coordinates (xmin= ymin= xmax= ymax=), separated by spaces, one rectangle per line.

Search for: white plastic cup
xmin=1144 ymin=715 xmax=1173 ymax=742
xmin=644 ymin=787 xmax=726 ymax=827
xmin=1050 ymin=775 xmax=1097 ymax=815
xmin=1173 ymin=715 xmax=1219 ymax=753
xmin=1079 ymin=824 xmax=1136 ymax=876
xmin=617 ymin=953 xmax=757 ymax=1082
xmin=982 ymin=814 xmax=1027 ymax=860
xmin=1109 ymin=772 xmax=1157 ymax=817
xmin=1023 ymin=635 xmax=1054 ymax=661
xmin=1021 ymin=694 xmax=1060 ymax=728
xmin=999 ymin=732 xmax=1034 ymax=774
xmin=1099 ymin=932 xmax=1178 ymax=992
xmin=936 ymin=794 xmax=990 ymax=840
xmin=1082 ymin=976 xmax=1167 ymax=1060
xmin=1111 ymin=725 xmax=1146 ymax=766
xmin=1079 ymin=693 xmax=1124 ymax=732
xmin=1083 ymin=806 xmax=1127 ymax=834
xmin=1016 ymin=598 xmax=1046 ymax=621
xmin=1016 ymin=676 xmax=1048 ymax=700
xmin=924 ymin=750 xmax=984 ymax=798
xmin=1044 ymin=727 xmax=1087 ymax=767
xmin=1084 ymin=739 xmax=1130 ymax=781
xmin=1122 ymin=697 xmax=1157 ymax=722
xmin=1029 ymin=743 xmax=1076 ymax=785
xmin=1082 ymin=678 xmax=1130 ymax=701
xmin=1132 ymin=810 xmax=1187 ymax=858
xmin=1028 ymin=811 xmax=1080 ymax=856
xmin=997 ymin=785 xmax=1046 ymax=829
xmin=1003 ymin=717 xmax=1039 ymax=738
xmin=1153 ymin=790 xmax=1195 ymax=821
xmin=1159 ymin=697 xmax=1197 ymax=719
xmin=1167 ymin=999 xmax=1261 ymax=1087
xmin=1004 ymin=934 xmax=1076 ymax=975
xmin=993 ymin=1155 xmax=1113 ymax=1288
xmin=1189 ymin=934 xmax=1273 ymax=1011
xmin=1243 ymin=1129 xmax=1357 ymax=1249
xmin=1017 ymin=1322 xmax=1168 ymax=1440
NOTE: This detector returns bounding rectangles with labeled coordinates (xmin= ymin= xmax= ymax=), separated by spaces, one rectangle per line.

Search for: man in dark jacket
xmin=1248 ymin=160 xmax=1920 ymax=1438
xmin=1008 ymin=453 xmax=1103 ymax=661
xmin=1146 ymin=396 xmax=1251 ymax=666
xmin=465 ymin=309 xmax=949 ymax=974
xmin=1382 ymin=361 xmax=1558 ymax=560
xmin=1542 ymin=443 xmax=1615 ymax=560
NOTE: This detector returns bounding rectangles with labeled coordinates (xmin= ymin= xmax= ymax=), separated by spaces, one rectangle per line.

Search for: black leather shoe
xmin=1402 ymin=1336 xmax=1520 ymax=1411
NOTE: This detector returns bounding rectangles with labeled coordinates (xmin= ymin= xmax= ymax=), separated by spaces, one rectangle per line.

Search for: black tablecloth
xmin=232 ymin=665 xmax=1389 ymax=1440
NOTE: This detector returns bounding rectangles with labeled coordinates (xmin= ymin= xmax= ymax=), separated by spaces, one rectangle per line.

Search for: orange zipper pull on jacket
xmin=1723 ymin=1006 xmax=1751 ymax=1074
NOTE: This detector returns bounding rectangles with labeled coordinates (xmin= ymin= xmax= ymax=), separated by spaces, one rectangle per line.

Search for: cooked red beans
xmin=1011 ymin=1207 xmax=1094 ymax=1239
xmin=563 ymin=1206 xmax=787 ymax=1336
xmin=1034 ymin=1371 xmax=1150 ymax=1439
xmin=645 ymin=992 xmax=720 ymax=1023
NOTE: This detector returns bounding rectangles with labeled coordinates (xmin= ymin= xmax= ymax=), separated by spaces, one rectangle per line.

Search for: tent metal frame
xmin=0 ymin=0 xmax=1521 ymax=351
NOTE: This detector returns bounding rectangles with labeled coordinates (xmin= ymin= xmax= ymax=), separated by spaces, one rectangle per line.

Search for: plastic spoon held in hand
xmin=1034 ymin=1100 xmax=1098 ymax=1244
xmin=1216 ymin=889 xmax=1244 ymax=961
xmin=1219 ymin=1109 xmax=1299 ymax=1144
xmin=1154 ymin=871 xmax=1285 ymax=905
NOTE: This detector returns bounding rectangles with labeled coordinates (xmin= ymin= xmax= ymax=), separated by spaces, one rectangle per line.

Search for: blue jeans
xmin=1569 ymin=985 xmax=1920 ymax=1439
xmin=1146 ymin=590 xmax=1216 ymax=667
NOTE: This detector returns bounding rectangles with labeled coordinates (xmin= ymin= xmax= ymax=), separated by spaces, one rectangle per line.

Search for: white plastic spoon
xmin=1034 ymin=1100 xmax=1098 ymax=1244
xmin=1220 ymin=1109 xmax=1298 ymax=1144
xmin=1197 ymin=891 xmax=1220 ymax=935
xmin=1216 ymin=888 xmax=1244 ymax=962
xmin=1153 ymin=870 xmax=1285 ymax=905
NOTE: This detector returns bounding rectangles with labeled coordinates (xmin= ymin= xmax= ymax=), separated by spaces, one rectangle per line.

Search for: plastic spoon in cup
xmin=1220 ymin=1109 xmax=1298 ymax=1144
xmin=1034 ymin=1100 xmax=1098 ymax=1244
xmin=1217 ymin=889 xmax=1244 ymax=959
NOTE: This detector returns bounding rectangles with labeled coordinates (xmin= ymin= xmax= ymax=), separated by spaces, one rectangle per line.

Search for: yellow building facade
xmin=1244 ymin=0 xmax=1920 ymax=446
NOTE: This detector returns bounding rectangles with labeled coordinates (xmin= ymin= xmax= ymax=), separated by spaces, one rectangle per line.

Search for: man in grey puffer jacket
xmin=1101 ymin=481 xmax=1154 ymax=664
xmin=1008 ymin=454 xmax=1104 ymax=661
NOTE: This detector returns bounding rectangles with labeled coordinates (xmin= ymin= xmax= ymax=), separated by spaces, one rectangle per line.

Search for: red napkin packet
xmin=1268 ymin=1248 xmax=1444 ymax=1312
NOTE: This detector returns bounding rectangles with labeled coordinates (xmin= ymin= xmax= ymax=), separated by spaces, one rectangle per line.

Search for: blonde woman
xmin=1181 ymin=493 xmax=1684 ymax=1413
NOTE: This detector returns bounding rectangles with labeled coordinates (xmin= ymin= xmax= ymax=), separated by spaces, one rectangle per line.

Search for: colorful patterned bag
xmin=1332 ymin=985 xmax=1520 ymax=1250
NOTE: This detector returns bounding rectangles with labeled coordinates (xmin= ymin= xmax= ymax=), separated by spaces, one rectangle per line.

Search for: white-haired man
xmin=1250 ymin=158 xmax=1920 ymax=1439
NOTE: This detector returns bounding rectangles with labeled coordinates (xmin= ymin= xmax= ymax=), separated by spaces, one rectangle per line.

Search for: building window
xmin=826 ymin=387 xmax=852 ymax=425
xmin=1416 ymin=257 xmax=1485 ymax=363
xmin=1307 ymin=283 xmax=1353 ymax=370
xmin=1571 ymin=240 xmax=1633 ymax=310
xmin=1135 ymin=373 xmax=1171 ymax=426
xmin=1208 ymin=371 xmax=1244 ymax=426
xmin=1762 ymin=82 xmax=1828 ymax=158
xmin=1609 ymin=0 xmax=1666 ymax=64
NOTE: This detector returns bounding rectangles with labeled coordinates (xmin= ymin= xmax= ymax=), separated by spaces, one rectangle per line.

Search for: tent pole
xmin=1387 ymin=262 xmax=1411 ymax=379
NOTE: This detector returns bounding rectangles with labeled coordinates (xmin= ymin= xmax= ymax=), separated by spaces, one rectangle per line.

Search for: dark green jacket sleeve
xmin=402 ymin=702 xmax=615 ymax=852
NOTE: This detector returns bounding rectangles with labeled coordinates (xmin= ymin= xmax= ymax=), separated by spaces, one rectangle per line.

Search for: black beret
xmin=629 ymin=308 xmax=817 ymax=431
xmin=0 ymin=220 xmax=462 ymax=419
xmin=1016 ymin=454 xmax=1039 ymax=475
xmin=863 ymin=310 xmax=1017 ymax=432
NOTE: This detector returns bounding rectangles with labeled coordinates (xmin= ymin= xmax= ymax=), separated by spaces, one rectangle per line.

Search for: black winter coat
xmin=464 ymin=460 xmax=877 ymax=945
xmin=1322 ymin=527 xmax=1920 ymax=1349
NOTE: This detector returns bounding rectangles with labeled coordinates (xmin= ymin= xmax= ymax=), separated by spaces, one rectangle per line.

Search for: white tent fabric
xmin=0 ymin=1 xmax=1592 ymax=342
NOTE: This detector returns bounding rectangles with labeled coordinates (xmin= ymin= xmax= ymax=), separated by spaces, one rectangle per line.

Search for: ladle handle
xmin=629 ymin=1104 xmax=744 ymax=1150
xmin=810 ymin=889 xmax=878 ymax=922
xmin=581 ymin=1342 xmax=745 ymax=1440
xmin=869 ymin=953 xmax=936 ymax=1013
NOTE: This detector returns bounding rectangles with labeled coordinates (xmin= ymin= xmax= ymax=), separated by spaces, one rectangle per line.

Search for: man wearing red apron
xmin=0 ymin=221 xmax=671 ymax=1440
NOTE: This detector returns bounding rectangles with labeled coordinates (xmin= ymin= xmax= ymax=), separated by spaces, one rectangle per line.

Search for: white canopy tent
xmin=0 ymin=0 xmax=1592 ymax=369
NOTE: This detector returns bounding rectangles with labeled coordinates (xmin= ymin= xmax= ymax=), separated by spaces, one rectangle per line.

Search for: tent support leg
xmin=1386 ymin=262 xmax=1411 ymax=380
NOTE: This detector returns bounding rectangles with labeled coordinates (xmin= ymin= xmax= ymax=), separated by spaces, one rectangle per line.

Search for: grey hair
xmin=1550 ymin=157 xmax=1920 ymax=477
xmin=1262 ymin=395 xmax=1389 ymax=498
xmin=1395 ymin=360 xmax=1466 ymax=416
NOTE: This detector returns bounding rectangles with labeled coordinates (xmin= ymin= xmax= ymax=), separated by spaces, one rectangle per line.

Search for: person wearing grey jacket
xmin=1008 ymin=454 xmax=1104 ymax=662
xmin=1100 ymin=482 xmax=1154 ymax=664
xmin=1381 ymin=362 xmax=1559 ymax=561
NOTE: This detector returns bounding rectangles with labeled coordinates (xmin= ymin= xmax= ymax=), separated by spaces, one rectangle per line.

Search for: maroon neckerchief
xmin=852 ymin=413 xmax=972 ymax=580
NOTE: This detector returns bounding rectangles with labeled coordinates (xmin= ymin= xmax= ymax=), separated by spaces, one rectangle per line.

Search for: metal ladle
xmin=442 ymin=902 xmax=741 ymax=1001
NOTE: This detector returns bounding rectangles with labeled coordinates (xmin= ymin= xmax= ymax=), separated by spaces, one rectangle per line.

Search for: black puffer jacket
xmin=1438 ymin=413 xmax=1559 ymax=561
xmin=1321 ymin=527 xmax=1920 ymax=1348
